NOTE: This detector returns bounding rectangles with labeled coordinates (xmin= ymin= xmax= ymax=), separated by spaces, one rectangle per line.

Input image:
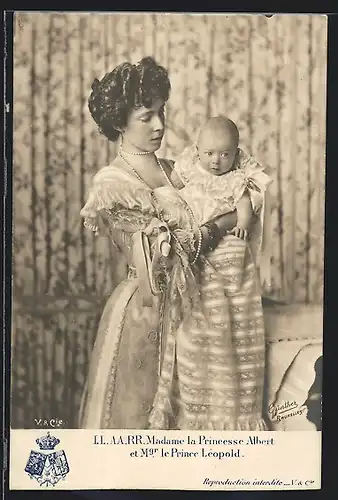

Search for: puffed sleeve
xmin=231 ymin=149 xmax=273 ymax=213
xmin=80 ymin=166 xmax=157 ymax=262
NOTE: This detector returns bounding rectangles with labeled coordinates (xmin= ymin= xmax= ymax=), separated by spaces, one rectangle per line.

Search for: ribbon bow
xmin=244 ymin=165 xmax=272 ymax=194
xmin=132 ymin=218 xmax=172 ymax=307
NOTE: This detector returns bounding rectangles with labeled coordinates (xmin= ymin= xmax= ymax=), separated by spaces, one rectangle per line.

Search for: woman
xmin=79 ymin=57 xmax=267 ymax=430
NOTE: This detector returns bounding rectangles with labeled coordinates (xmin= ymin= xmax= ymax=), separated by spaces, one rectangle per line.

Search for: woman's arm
xmin=98 ymin=209 xmax=129 ymax=283
xmin=198 ymin=205 xmax=258 ymax=254
xmin=212 ymin=210 xmax=238 ymax=235
xmin=198 ymin=210 xmax=237 ymax=254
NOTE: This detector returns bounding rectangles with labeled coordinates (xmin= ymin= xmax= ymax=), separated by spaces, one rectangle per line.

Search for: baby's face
xmin=197 ymin=128 xmax=238 ymax=175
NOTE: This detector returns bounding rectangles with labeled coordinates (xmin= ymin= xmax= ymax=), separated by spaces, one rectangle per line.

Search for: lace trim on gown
xmin=174 ymin=145 xmax=272 ymax=214
xmin=80 ymin=165 xmax=157 ymax=234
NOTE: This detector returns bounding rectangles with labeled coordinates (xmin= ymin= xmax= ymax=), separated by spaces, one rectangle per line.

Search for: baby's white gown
xmin=155 ymin=146 xmax=272 ymax=285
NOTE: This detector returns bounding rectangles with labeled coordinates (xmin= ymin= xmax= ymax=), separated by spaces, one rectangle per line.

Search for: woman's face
xmin=121 ymin=98 xmax=165 ymax=153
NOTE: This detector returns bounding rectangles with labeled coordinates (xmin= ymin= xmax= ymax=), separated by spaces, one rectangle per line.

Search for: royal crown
xmin=36 ymin=432 xmax=60 ymax=450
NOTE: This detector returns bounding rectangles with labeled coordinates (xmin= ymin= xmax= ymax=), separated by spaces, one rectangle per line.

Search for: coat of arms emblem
xmin=24 ymin=432 xmax=70 ymax=486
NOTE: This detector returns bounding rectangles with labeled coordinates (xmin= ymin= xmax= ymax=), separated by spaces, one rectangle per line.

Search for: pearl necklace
xmin=119 ymin=144 xmax=153 ymax=156
xmin=119 ymin=150 xmax=174 ymax=189
xmin=118 ymin=150 xmax=203 ymax=265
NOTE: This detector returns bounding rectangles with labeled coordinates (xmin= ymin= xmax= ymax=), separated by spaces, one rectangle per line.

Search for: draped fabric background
xmin=12 ymin=13 xmax=327 ymax=428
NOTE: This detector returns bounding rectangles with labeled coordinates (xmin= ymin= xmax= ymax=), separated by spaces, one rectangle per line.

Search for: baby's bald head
xmin=198 ymin=116 xmax=239 ymax=149
xmin=197 ymin=116 xmax=239 ymax=175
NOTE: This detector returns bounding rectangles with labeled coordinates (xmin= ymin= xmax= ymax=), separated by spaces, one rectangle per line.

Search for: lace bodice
xmin=80 ymin=160 xmax=197 ymax=267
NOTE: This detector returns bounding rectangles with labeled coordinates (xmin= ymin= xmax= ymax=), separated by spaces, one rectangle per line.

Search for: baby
xmin=149 ymin=117 xmax=273 ymax=430
xmin=171 ymin=115 xmax=255 ymax=241
xmin=171 ymin=115 xmax=273 ymax=242
xmin=154 ymin=115 xmax=272 ymax=302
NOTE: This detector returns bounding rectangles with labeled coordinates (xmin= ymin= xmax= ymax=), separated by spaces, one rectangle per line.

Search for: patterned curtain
xmin=12 ymin=13 xmax=327 ymax=427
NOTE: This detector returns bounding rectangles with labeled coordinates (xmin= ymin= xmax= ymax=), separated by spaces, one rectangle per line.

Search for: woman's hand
xmin=227 ymin=226 xmax=249 ymax=241
xmin=200 ymin=211 xmax=253 ymax=252
xmin=200 ymin=211 xmax=237 ymax=252
xmin=213 ymin=210 xmax=238 ymax=236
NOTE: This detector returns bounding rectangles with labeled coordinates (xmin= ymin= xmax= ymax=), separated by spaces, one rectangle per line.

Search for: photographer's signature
xmin=268 ymin=401 xmax=307 ymax=423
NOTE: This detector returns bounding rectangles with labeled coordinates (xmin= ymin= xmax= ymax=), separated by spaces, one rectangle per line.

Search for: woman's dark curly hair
xmin=88 ymin=57 xmax=171 ymax=142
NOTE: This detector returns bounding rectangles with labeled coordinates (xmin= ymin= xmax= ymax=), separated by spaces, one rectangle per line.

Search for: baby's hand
xmin=227 ymin=226 xmax=249 ymax=241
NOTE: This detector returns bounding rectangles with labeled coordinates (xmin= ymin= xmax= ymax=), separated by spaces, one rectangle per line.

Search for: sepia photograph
xmin=11 ymin=12 xmax=325 ymax=438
